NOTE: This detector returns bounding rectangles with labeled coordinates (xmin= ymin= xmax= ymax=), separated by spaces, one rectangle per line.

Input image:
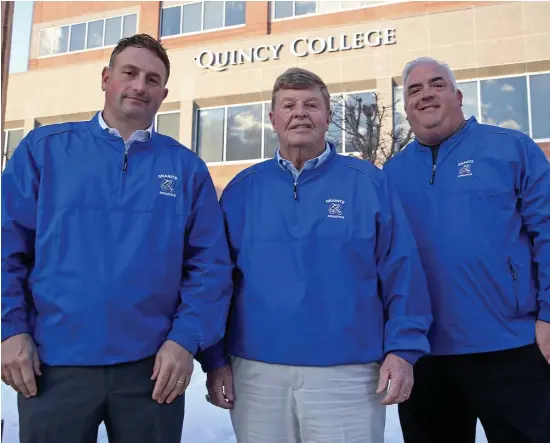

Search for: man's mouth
xmin=419 ymin=104 xmax=439 ymax=111
xmin=125 ymin=96 xmax=147 ymax=104
xmin=290 ymin=123 xmax=313 ymax=130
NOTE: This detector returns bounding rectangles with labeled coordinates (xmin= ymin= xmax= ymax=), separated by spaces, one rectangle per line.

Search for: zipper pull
xmin=509 ymin=263 xmax=517 ymax=280
xmin=293 ymin=182 xmax=298 ymax=200
xmin=430 ymin=164 xmax=436 ymax=185
xmin=123 ymin=152 xmax=128 ymax=171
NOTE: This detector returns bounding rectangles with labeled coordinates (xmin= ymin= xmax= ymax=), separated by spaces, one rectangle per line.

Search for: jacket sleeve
xmin=375 ymin=172 xmax=432 ymax=365
xmin=167 ymin=161 xmax=233 ymax=356
xmin=517 ymin=138 xmax=550 ymax=323
xmin=1 ymin=136 xmax=38 ymax=341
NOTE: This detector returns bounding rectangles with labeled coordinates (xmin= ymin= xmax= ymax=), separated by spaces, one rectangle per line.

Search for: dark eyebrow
xmin=407 ymin=76 xmax=446 ymax=93
xmin=121 ymin=64 xmax=162 ymax=81
xmin=429 ymin=76 xmax=446 ymax=84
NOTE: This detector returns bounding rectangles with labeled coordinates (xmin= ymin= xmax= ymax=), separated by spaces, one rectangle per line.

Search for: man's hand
xmin=376 ymin=353 xmax=413 ymax=405
xmin=1 ymin=333 xmax=41 ymax=398
xmin=151 ymin=340 xmax=194 ymax=404
xmin=206 ymin=364 xmax=234 ymax=409
xmin=536 ymin=320 xmax=550 ymax=365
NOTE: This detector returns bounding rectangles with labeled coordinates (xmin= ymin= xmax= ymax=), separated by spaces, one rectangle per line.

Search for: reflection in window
xmin=458 ymin=81 xmax=478 ymax=120
xmin=52 ymin=26 xmax=69 ymax=54
xmin=39 ymin=14 xmax=136 ymax=57
xmin=3 ymin=129 xmax=24 ymax=163
xmin=161 ymin=1 xmax=246 ymax=37
xmin=295 ymin=1 xmax=316 ymax=16
xmin=272 ymin=0 xmax=383 ymax=20
xmin=328 ymin=96 xmax=344 ymax=153
xmin=264 ymin=103 xmax=279 ymax=158
xmin=104 ymin=16 xmax=122 ymax=46
xmin=69 ymin=23 xmax=86 ymax=52
xmin=226 ymin=104 xmax=263 ymax=161
xmin=198 ymin=108 xmax=225 ymax=163
xmin=183 ymin=3 xmax=202 ymax=34
xmin=344 ymin=92 xmax=376 ymax=153
xmin=156 ymin=112 xmax=181 ymax=142
xmin=87 ymin=20 xmax=104 ymax=49
xmin=530 ymin=73 xmax=550 ymax=140
xmin=480 ymin=76 xmax=529 ymax=135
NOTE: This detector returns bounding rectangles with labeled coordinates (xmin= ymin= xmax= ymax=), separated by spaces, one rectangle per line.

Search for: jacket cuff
xmin=166 ymin=329 xmax=200 ymax=356
xmin=195 ymin=341 xmax=230 ymax=373
xmin=390 ymin=350 xmax=424 ymax=366
xmin=537 ymin=301 xmax=550 ymax=323
xmin=1 ymin=322 xmax=30 ymax=342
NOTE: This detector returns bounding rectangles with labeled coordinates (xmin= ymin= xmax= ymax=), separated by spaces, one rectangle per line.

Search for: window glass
xmin=529 ymin=73 xmax=550 ymax=140
xmin=122 ymin=14 xmax=137 ymax=38
xmin=86 ymin=20 xmax=104 ymax=49
xmin=204 ymin=1 xmax=224 ymax=30
xmin=182 ymin=3 xmax=202 ymax=33
xmin=274 ymin=1 xmax=293 ymax=19
xmin=226 ymin=104 xmax=263 ymax=161
xmin=161 ymin=6 xmax=181 ymax=37
xmin=263 ymin=103 xmax=279 ymax=158
xmin=198 ymin=108 xmax=225 ymax=162
xmin=104 ymin=16 xmax=122 ymax=46
xmin=157 ymin=113 xmax=181 ymax=142
xmin=225 ymin=1 xmax=246 ymax=26
xmin=52 ymin=26 xmax=69 ymax=54
xmin=69 ymin=23 xmax=86 ymax=51
xmin=39 ymin=28 xmax=54 ymax=56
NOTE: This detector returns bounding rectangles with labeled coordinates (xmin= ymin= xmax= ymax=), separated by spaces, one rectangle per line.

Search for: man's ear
xmin=162 ymin=88 xmax=169 ymax=101
xmin=101 ymin=66 xmax=110 ymax=92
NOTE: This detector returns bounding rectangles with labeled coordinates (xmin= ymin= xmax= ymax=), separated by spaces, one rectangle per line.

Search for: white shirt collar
xmin=97 ymin=111 xmax=153 ymax=141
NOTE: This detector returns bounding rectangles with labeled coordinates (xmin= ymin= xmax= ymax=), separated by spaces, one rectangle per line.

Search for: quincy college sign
xmin=195 ymin=28 xmax=397 ymax=72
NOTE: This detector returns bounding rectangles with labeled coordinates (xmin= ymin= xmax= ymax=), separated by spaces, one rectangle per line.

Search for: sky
xmin=9 ymin=1 xmax=34 ymax=74
xmin=1 ymin=361 xmax=489 ymax=443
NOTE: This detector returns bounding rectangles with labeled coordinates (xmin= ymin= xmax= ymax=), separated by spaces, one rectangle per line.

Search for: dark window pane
xmin=204 ymin=1 xmax=224 ymax=30
xmin=344 ymin=92 xmax=375 ymax=153
xmin=328 ymin=95 xmax=343 ymax=153
xmin=274 ymin=1 xmax=293 ymax=19
xmin=156 ymin=112 xmax=180 ymax=142
xmin=458 ymin=81 xmax=478 ymax=120
xmin=226 ymin=104 xmax=263 ymax=161
xmin=122 ymin=14 xmax=137 ymax=38
xmin=225 ymin=1 xmax=245 ymax=26
xmin=39 ymin=29 xmax=54 ymax=56
xmin=530 ymin=73 xmax=550 ymax=140
xmin=52 ymin=26 xmax=69 ymax=54
xmin=161 ymin=6 xmax=181 ymax=37
xmin=69 ymin=23 xmax=86 ymax=51
xmin=5 ymin=129 xmax=24 ymax=161
xmin=263 ymin=103 xmax=278 ymax=158
xmin=182 ymin=3 xmax=202 ymax=33
xmin=104 ymin=16 xmax=122 ymax=46
xmin=480 ymin=76 xmax=529 ymax=135
xmin=198 ymin=108 xmax=225 ymax=162
xmin=295 ymin=1 xmax=316 ymax=16
xmin=86 ymin=20 xmax=104 ymax=49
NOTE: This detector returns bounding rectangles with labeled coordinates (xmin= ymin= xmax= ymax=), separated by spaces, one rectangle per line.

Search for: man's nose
xmin=131 ymin=75 xmax=147 ymax=94
xmin=420 ymin=86 xmax=435 ymax=101
xmin=292 ymin=103 xmax=308 ymax=117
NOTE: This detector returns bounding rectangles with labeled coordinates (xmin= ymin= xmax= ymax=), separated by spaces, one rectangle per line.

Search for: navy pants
xmin=18 ymin=356 xmax=185 ymax=443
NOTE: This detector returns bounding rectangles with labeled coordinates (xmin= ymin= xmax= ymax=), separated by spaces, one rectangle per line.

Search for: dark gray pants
xmin=18 ymin=356 xmax=185 ymax=443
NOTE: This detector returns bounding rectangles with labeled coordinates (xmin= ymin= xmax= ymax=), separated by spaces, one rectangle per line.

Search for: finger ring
xmin=176 ymin=380 xmax=185 ymax=384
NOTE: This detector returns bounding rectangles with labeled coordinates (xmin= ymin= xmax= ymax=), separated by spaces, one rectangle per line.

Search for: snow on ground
xmin=1 ymin=361 xmax=488 ymax=443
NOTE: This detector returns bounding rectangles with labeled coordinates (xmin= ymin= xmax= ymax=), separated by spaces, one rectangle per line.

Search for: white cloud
xmin=498 ymin=119 xmax=522 ymax=130
xmin=500 ymin=83 xmax=515 ymax=93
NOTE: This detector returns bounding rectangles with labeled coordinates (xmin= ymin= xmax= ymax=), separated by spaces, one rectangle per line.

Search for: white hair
xmin=402 ymin=57 xmax=458 ymax=104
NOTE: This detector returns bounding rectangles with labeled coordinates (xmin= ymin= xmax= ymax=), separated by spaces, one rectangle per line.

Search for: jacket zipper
xmin=508 ymin=262 xmax=517 ymax=281
xmin=430 ymin=146 xmax=438 ymax=185
xmin=122 ymin=152 xmax=128 ymax=171
xmin=430 ymin=164 xmax=436 ymax=185
xmin=293 ymin=182 xmax=298 ymax=200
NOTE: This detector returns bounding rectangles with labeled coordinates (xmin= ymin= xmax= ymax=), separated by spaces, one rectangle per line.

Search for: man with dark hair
xmin=1 ymin=33 xmax=233 ymax=443
xmin=200 ymin=67 xmax=433 ymax=443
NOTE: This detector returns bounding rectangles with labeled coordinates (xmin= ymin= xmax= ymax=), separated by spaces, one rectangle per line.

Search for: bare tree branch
xmin=329 ymin=92 xmax=414 ymax=165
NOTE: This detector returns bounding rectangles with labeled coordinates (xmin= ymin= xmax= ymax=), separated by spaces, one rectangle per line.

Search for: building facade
xmin=4 ymin=1 xmax=550 ymax=191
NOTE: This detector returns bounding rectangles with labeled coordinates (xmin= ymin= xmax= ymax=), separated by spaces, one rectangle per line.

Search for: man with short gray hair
xmin=196 ymin=67 xmax=433 ymax=443
xmin=384 ymin=57 xmax=550 ymax=443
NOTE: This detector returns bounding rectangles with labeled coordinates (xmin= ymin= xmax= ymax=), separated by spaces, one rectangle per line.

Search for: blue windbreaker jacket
xmin=198 ymin=146 xmax=432 ymax=372
xmin=384 ymin=117 xmax=550 ymax=355
xmin=1 ymin=114 xmax=233 ymax=366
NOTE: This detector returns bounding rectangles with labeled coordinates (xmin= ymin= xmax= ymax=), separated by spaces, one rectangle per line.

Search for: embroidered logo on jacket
xmin=457 ymin=160 xmax=474 ymax=178
xmin=326 ymin=199 xmax=345 ymax=219
xmin=158 ymin=174 xmax=178 ymax=197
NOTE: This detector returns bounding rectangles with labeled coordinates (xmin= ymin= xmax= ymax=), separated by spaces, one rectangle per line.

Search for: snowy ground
xmin=1 ymin=361 xmax=488 ymax=443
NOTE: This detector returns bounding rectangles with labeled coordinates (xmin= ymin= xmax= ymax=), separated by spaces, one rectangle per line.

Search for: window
xmin=160 ymin=1 xmax=245 ymax=37
xmin=3 ymin=129 xmax=24 ymax=166
xmin=329 ymin=91 xmax=376 ymax=154
xmin=155 ymin=112 xmax=181 ymax=142
xmin=393 ymin=72 xmax=550 ymax=142
xmin=271 ymin=0 xmax=392 ymax=20
xmin=529 ymin=73 xmax=550 ymax=140
xmin=38 ymin=13 xmax=137 ymax=57
xmin=197 ymin=101 xmax=277 ymax=163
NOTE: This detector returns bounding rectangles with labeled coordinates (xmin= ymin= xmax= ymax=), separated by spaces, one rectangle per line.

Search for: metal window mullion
xmin=101 ymin=18 xmax=106 ymax=47
xmin=66 ymin=25 xmax=72 ymax=53
xmin=223 ymin=108 xmax=228 ymax=162
xmin=201 ymin=1 xmax=205 ymax=32
xmin=293 ymin=0 xmax=296 ymax=17
xmin=50 ymin=27 xmax=55 ymax=56
xmin=180 ymin=5 xmax=184 ymax=34
xmin=222 ymin=0 xmax=226 ymax=27
xmin=84 ymin=22 xmax=89 ymax=49
xmin=341 ymin=95 xmax=346 ymax=152
xmin=526 ymin=74 xmax=533 ymax=138
xmin=477 ymin=80 xmax=482 ymax=123
xmin=120 ymin=15 xmax=123 ymax=40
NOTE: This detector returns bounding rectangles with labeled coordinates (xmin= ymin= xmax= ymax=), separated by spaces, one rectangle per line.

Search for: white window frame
xmin=37 ymin=13 xmax=139 ymax=59
xmin=395 ymin=72 xmax=550 ymax=143
xmin=270 ymin=0 xmax=405 ymax=22
xmin=2 ymin=128 xmax=25 ymax=170
xmin=160 ymin=1 xmax=246 ymax=40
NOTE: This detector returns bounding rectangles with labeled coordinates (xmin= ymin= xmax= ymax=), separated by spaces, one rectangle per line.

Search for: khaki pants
xmin=229 ymin=357 xmax=386 ymax=443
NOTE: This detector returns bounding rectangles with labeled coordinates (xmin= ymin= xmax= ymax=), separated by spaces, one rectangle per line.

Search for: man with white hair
xmin=384 ymin=57 xmax=550 ymax=443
